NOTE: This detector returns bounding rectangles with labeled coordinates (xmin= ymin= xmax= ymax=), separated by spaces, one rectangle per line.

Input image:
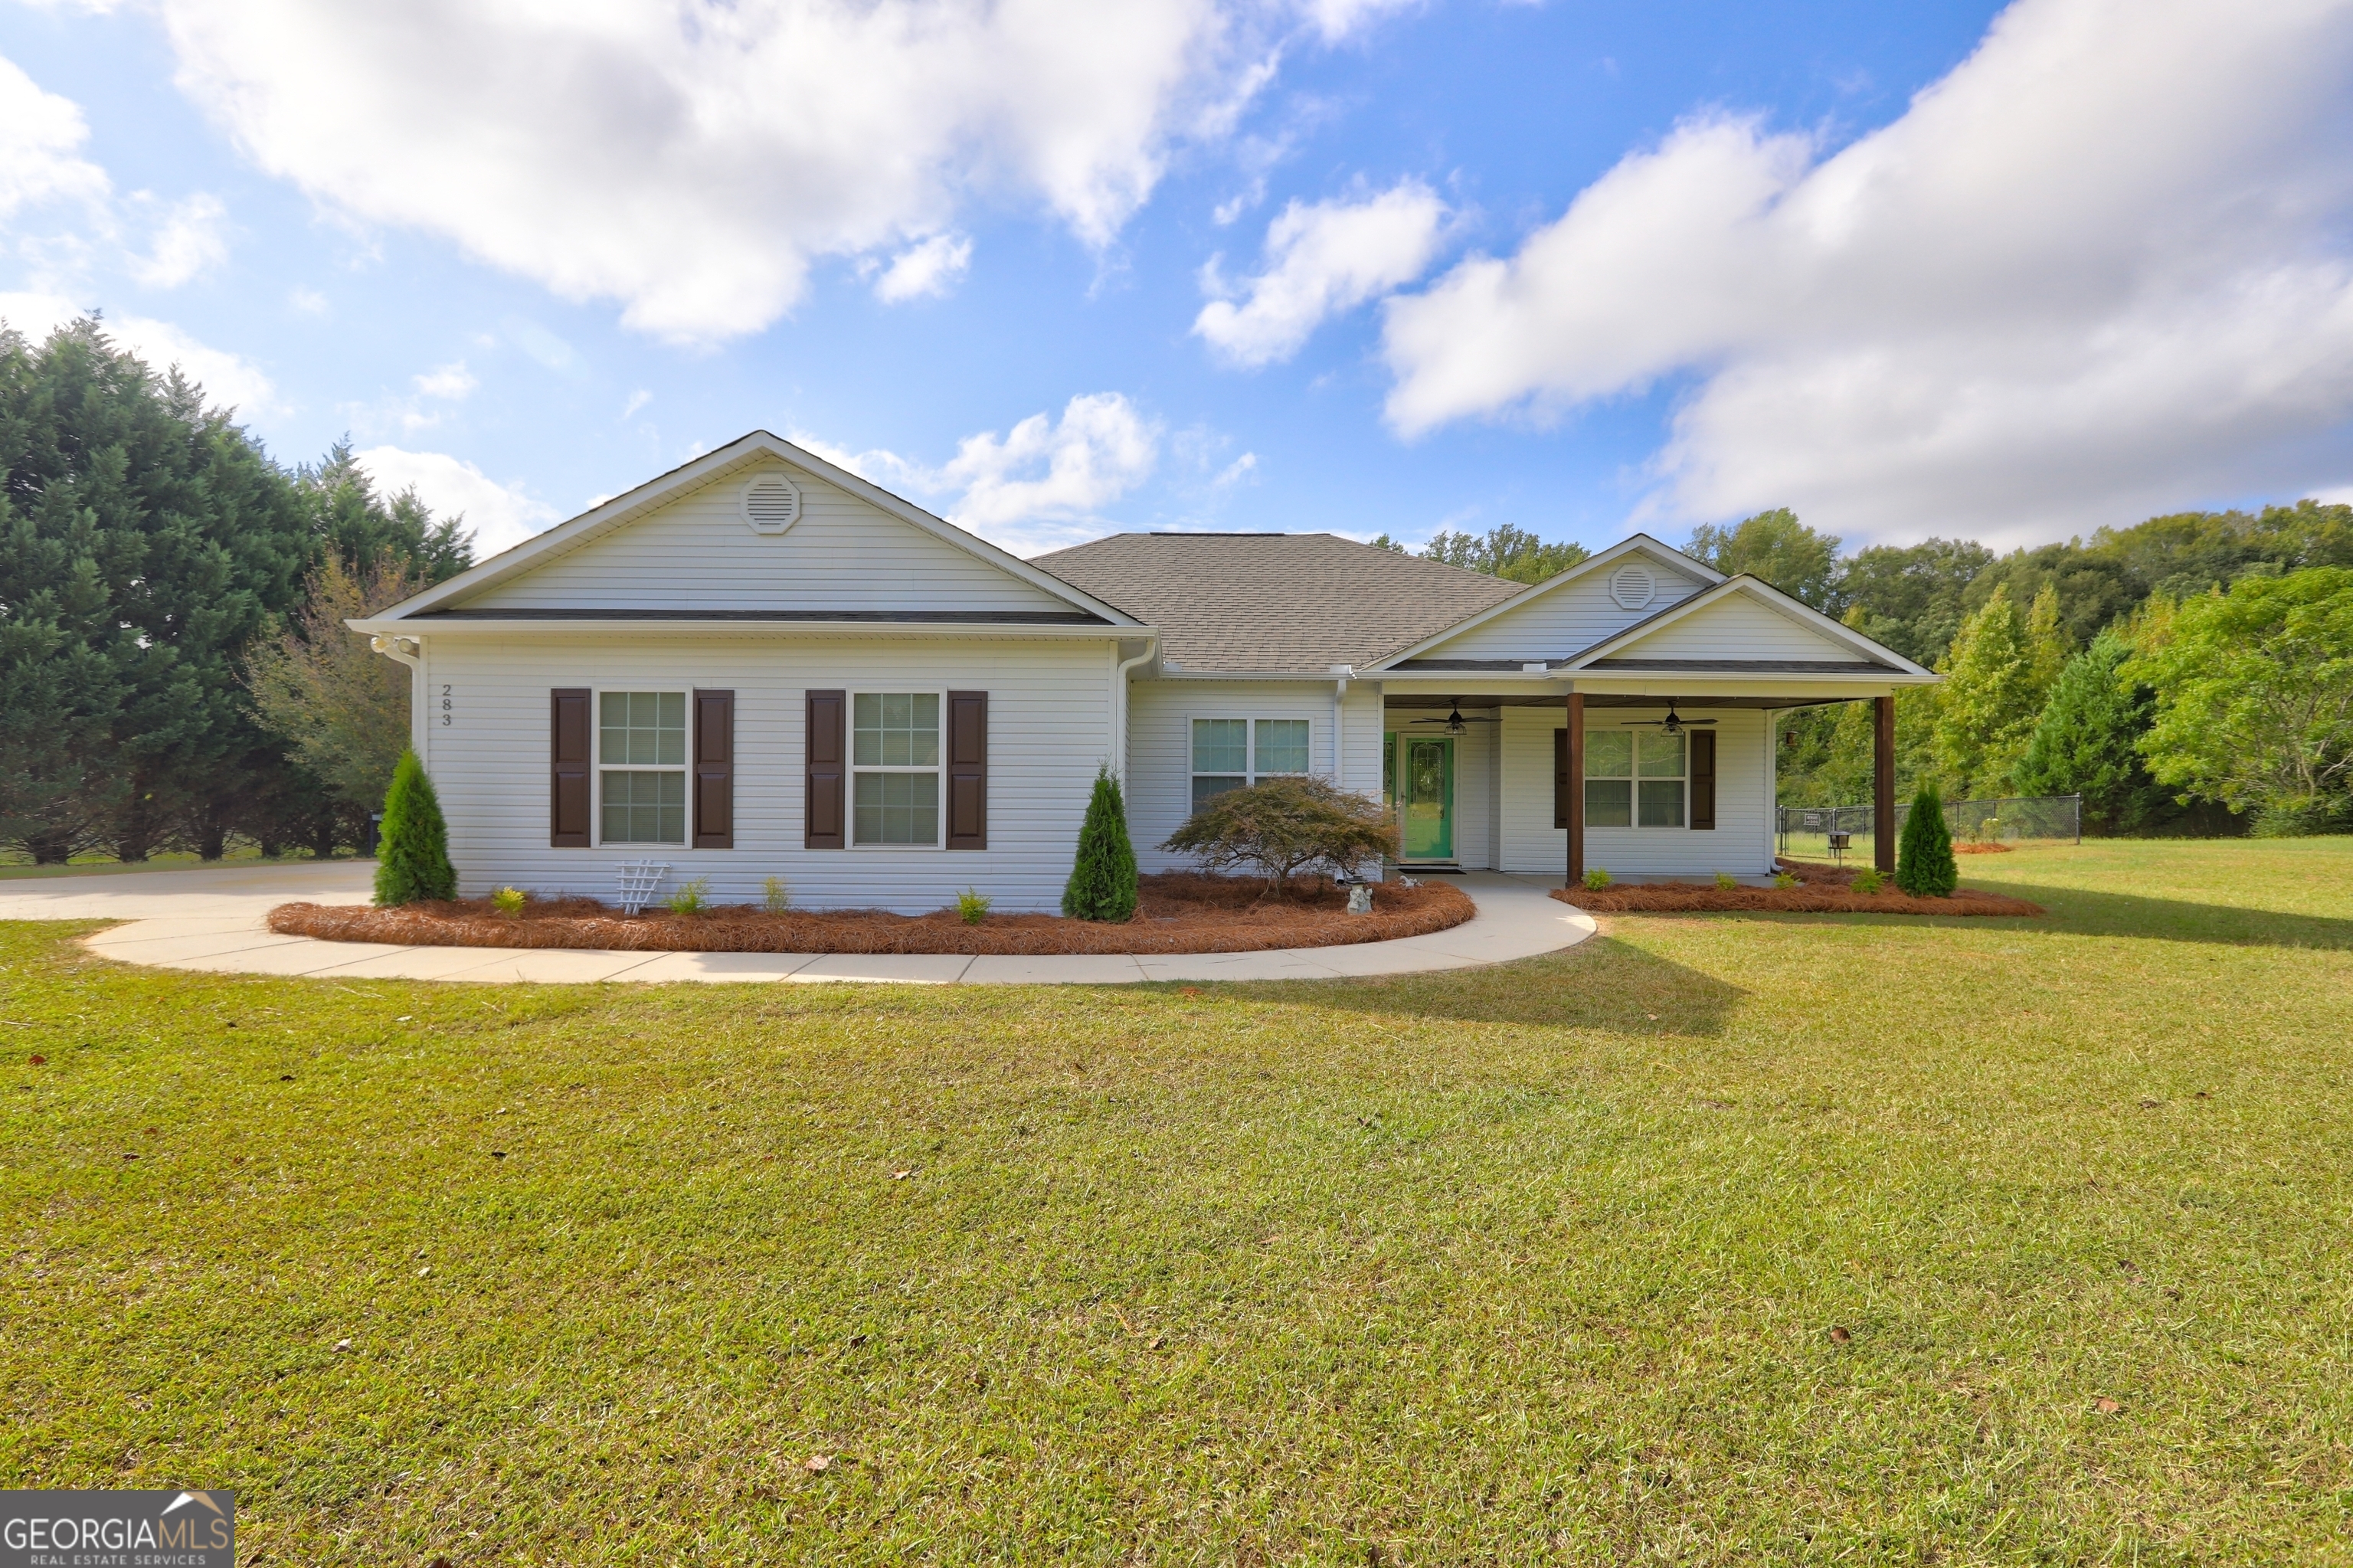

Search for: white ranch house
xmin=354 ymin=431 xmax=1936 ymax=910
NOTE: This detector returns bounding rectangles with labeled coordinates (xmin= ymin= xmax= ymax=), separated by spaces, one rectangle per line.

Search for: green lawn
xmin=2 ymin=840 xmax=2349 ymax=1563
xmin=0 ymin=846 xmax=358 ymax=880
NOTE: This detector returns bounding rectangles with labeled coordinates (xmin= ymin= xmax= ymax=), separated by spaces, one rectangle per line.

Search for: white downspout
xmin=369 ymin=633 xmax=427 ymax=768
xmin=1329 ymin=665 xmax=1353 ymax=788
xmin=1111 ymin=638 xmax=1156 ymax=786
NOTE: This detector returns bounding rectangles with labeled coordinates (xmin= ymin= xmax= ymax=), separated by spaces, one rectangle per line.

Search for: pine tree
xmin=2014 ymin=628 xmax=2171 ymax=833
xmin=374 ymin=750 xmax=457 ymax=905
xmin=1062 ymin=765 xmax=1139 ymax=921
xmin=1895 ymin=781 xmax=1959 ymax=897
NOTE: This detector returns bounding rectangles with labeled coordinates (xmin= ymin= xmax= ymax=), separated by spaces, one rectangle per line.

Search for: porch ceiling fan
xmin=1408 ymin=699 xmax=1499 ymax=735
xmin=1619 ymin=700 xmax=1717 ymax=736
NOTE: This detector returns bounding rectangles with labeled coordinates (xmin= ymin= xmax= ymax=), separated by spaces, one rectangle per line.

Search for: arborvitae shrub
xmin=1895 ymin=781 xmax=1959 ymax=897
xmin=1062 ymin=766 xmax=1140 ymax=921
xmin=373 ymin=750 xmax=457 ymax=905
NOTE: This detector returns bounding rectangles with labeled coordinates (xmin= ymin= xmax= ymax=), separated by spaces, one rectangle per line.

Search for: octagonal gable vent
xmin=741 ymin=473 xmax=803 ymax=535
xmin=1608 ymin=561 xmax=1656 ymax=611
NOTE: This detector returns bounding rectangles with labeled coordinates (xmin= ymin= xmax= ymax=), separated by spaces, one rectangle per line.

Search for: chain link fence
xmin=1778 ymin=794 xmax=2081 ymax=859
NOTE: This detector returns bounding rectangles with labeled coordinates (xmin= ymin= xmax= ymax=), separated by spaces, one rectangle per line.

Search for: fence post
xmin=2073 ymin=794 xmax=2081 ymax=845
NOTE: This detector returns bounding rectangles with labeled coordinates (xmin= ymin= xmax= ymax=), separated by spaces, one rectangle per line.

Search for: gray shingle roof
xmin=1032 ymin=532 xmax=1526 ymax=674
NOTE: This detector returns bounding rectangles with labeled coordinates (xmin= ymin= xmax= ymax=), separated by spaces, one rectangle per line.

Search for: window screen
xmin=1584 ymin=729 xmax=1633 ymax=828
xmin=1192 ymin=718 xmax=1248 ymax=809
xmin=1254 ymin=719 xmax=1311 ymax=774
xmin=853 ymin=693 xmax=942 ymax=845
xmin=599 ymin=691 xmax=686 ymax=843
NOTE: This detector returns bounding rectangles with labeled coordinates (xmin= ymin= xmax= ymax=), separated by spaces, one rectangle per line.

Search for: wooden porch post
xmin=1566 ymin=691 xmax=1585 ymax=888
xmin=1873 ymin=694 xmax=1896 ymax=873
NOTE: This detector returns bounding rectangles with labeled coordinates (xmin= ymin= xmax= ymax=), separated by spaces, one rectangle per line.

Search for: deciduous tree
xmin=2122 ymin=568 xmax=2353 ymax=833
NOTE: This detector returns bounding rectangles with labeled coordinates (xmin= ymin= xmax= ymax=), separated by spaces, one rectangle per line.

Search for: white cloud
xmin=794 ymin=392 xmax=1161 ymax=551
xmin=0 ymin=290 xmax=278 ymax=415
xmin=288 ymin=286 xmax=328 ymax=315
xmin=0 ymin=53 xmax=110 ymax=221
xmin=871 ymin=232 xmax=973 ymax=303
xmin=129 ymin=191 xmax=229 ymax=286
xmin=118 ymin=0 xmax=1404 ymax=342
xmin=620 ymin=388 xmax=651 ymax=420
xmin=352 ymin=445 xmax=561 ymax=558
xmin=412 ymin=360 xmax=476 ymax=401
xmin=1294 ymin=0 xmax=1422 ymax=44
xmin=1196 ymin=178 xmax=1447 ymax=367
xmin=941 ymin=393 xmax=1160 ymax=537
xmin=1380 ymin=0 xmax=2353 ymax=545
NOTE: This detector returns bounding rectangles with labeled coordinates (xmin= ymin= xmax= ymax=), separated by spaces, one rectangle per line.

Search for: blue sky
xmin=4 ymin=0 xmax=2351 ymax=561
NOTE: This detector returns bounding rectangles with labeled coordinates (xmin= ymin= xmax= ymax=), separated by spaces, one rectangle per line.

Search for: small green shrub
xmin=665 ymin=877 xmax=710 ymax=916
xmin=1714 ymin=871 xmax=1737 ymax=890
xmin=373 ymin=750 xmax=456 ymax=906
xmin=1773 ymin=870 xmax=1800 ymax=890
xmin=1896 ymin=783 xmax=1960 ymax=897
xmin=955 ymin=887 xmax=992 ymax=925
xmin=1064 ymin=765 xmax=1141 ymax=921
xmin=1852 ymin=868 xmax=1886 ymax=894
xmin=1582 ymin=866 xmax=1612 ymax=890
xmin=491 ymin=886 xmax=525 ymax=917
xmin=762 ymin=875 xmax=791 ymax=912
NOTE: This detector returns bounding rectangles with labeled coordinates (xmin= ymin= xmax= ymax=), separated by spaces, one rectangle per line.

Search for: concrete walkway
xmin=1 ymin=863 xmax=1596 ymax=985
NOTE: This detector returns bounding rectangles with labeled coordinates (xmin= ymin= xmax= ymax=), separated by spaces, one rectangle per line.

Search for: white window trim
xmin=849 ymin=687 xmax=949 ymax=851
xmin=1585 ymin=728 xmax=1688 ymax=831
xmin=1188 ymin=714 xmax=1316 ymax=805
xmin=591 ymin=686 xmax=692 ymax=849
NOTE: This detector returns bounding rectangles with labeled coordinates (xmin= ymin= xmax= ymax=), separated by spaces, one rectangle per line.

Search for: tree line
xmin=1 ymin=318 xmax=473 ymax=865
xmin=1395 ymin=502 xmax=2353 ymax=836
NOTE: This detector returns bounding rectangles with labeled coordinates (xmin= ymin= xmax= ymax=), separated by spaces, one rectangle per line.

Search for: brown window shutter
xmin=806 ymin=689 xmax=845 ymax=849
xmin=1689 ymin=728 xmax=1717 ymax=830
xmin=946 ymin=690 xmax=987 ymax=850
xmin=1553 ymin=728 xmax=1569 ymax=830
xmin=551 ymin=688 xmax=591 ymax=846
xmin=692 ymin=689 xmax=734 ymax=849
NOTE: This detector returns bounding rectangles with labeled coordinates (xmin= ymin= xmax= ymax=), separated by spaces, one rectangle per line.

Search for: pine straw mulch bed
xmin=267 ymin=873 xmax=1475 ymax=957
xmin=1553 ymin=859 xmax=2043 ymax=917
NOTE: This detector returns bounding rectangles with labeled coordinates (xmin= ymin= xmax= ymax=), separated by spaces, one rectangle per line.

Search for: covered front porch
xmin=1378 ymin=679 xmax=1903 ymax=885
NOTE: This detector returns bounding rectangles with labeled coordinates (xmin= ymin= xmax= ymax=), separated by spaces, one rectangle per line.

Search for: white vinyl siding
xmin=417 ymin=633 xmax=1113 ymax=912
xmin=1610 ymin=592 xmax=1865 ymax=663
xmin=1129 ymin=680 xmax=1383 ymax=874
xmin=1497 ymin=705 xmax=1773 ymax=878
xmin=1383 ymin=705 xmax=1498 ymax=869
xmin=457 ymin=465 xmax=1074 ymax=615
xmin=1410 ymin=555 xmax=1709 ymax=663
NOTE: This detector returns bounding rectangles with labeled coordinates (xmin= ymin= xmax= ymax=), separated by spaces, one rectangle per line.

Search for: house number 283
xmin=440 ymin=684 xmax=453 ymax=726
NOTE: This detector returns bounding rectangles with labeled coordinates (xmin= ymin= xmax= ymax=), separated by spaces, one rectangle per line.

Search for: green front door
xmin=1397 ymin=734 xmax=1455 ymax=861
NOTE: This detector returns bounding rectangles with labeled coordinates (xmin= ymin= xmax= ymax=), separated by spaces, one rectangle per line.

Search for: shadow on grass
xmin=1960 ymin=878 xmax=2353 ymax=950
xmin=1590 ymin=878 xmax=2353 ymax=952
xmin=1227 ymin=935 xmax=1749 ymax=1036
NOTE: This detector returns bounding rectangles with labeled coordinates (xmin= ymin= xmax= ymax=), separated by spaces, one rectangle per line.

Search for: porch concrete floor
xmin=9 ymin=863 xmax=1597 ymax=985
xmin=1500 ymin=870 xmax=1782 ymax=889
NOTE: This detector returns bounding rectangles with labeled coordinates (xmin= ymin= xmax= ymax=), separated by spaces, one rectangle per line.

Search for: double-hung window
xmin=1191 ymin=717 xmax=1312 ymax=810
xmin=853 ymin=692 xmax=941 ymax=846
xmin=1584 ymin=729 xmax=1685 ymax=828
xmin=600 ymin=691 xmax=686 ymax=844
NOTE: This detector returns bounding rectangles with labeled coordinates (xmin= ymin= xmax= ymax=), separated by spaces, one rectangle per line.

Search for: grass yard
xmin=2 ymin=840 xmax=2350 ymax=1563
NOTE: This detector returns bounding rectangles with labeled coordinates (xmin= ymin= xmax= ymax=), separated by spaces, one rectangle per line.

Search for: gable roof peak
xmin=368 ymin=428 xmax=1140 ymax=626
